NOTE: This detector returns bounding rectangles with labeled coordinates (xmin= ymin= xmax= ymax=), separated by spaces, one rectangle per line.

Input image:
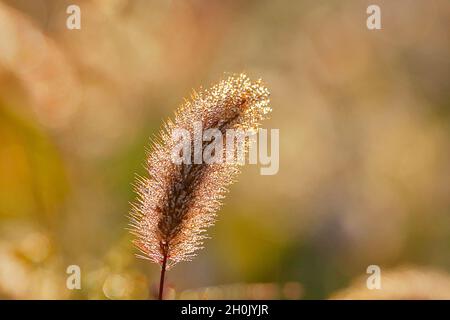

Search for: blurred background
xmin=0 ymin=0 xmax=449 ymax=299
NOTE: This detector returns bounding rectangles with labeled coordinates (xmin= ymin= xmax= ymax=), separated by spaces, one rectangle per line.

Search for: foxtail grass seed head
xmin=129 ymin=74 xmax=271 ymax=269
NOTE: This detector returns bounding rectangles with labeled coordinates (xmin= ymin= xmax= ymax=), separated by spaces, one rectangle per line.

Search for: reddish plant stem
xmin=158 ymin=253 xmax=168 ymax=300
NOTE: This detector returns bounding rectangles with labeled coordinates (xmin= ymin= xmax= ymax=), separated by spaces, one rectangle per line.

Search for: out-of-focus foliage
xmin=0 ymin=0 xmax=449 ymax=299
xmin=178 ymin=282 xmax=303 ymax=300
xmin=331 ymin=267 xmax=450 ymax=299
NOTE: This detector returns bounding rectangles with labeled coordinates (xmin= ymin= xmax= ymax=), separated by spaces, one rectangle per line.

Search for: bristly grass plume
xmin=129 ymin=73 xmax=271 ymax=299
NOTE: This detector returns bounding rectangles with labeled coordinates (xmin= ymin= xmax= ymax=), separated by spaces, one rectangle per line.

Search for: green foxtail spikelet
xmin=129 ymin=74 xmax=271 ymax=272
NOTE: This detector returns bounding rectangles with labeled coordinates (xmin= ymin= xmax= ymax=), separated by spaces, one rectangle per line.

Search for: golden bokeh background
xmin=0 ymin=0 xmax=449 ymax=299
